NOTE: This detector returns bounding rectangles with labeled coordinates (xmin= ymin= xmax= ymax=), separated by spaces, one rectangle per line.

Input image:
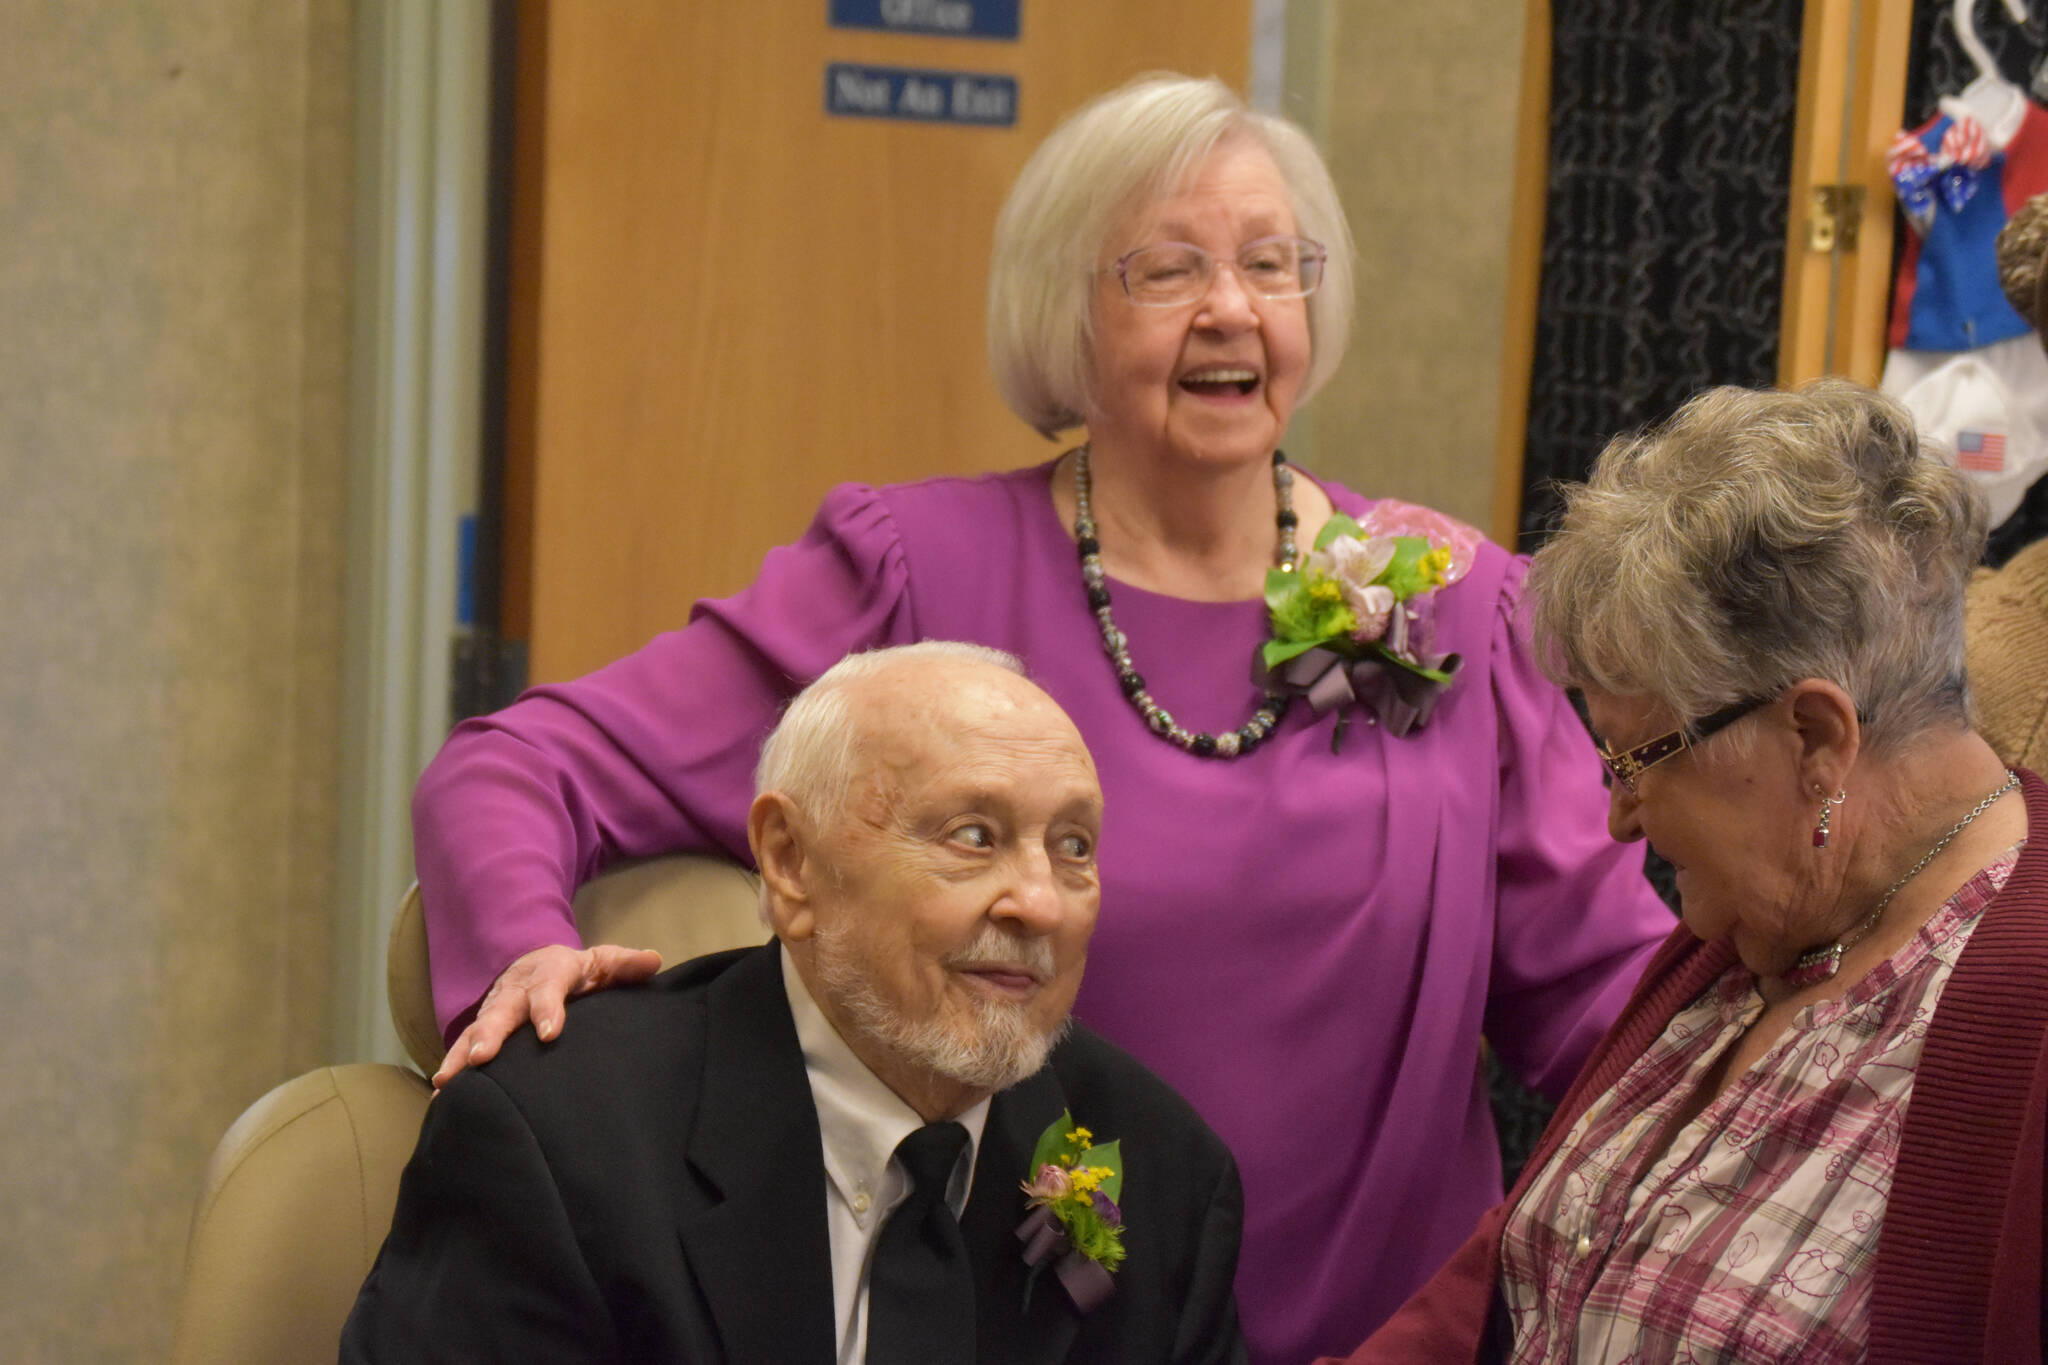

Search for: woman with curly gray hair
xmin=1335 ymin=379 xmax=2046 ymax=1364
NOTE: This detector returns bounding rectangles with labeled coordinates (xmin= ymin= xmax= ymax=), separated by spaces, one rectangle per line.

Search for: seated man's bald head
xmin=754 ymin=641 xmax=1037 ymax=826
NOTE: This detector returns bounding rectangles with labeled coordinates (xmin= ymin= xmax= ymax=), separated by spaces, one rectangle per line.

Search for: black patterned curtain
xmin=1907 ymin=4 xmax=2048 ymax=564
xmin=1490 ymin=0 xmax=1803 ymax=1178
xmin=1489 ymin=0 xmax=2048 ymax=1177
xmin=1516 ymin=0 xmax=1805 ymax=552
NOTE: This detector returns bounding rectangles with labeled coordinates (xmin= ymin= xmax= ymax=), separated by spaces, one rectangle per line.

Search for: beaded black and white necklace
xmin=1071 ymin=444 xmax=1295 ymax=758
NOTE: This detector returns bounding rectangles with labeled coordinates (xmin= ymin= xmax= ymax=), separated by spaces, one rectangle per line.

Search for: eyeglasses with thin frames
xmin=1595 ymin=695 xmax=1775 ymax=794
xmin=1106 ymin=235 xmax=1327 ymax=307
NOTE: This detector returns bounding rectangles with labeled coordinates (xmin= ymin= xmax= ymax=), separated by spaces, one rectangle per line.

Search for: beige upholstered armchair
xmin=169 ymin=855 xmax=766 ymax=1364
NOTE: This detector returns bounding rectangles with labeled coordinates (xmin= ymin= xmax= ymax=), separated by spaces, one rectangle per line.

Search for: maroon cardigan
xmin=1329 ymin=768 xmax=2048 ymax=1364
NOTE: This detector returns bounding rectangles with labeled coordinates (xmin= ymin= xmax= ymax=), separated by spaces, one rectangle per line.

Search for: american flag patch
xmin=1957 ymin=429 xmax=2007 ymax=473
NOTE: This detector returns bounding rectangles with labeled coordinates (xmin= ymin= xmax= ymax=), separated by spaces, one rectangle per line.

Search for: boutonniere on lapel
xmin=1015 ymin=1111 xmax=1123 ymax=1313
xmin=1254 ymin=502 xmax=1475 ymax=746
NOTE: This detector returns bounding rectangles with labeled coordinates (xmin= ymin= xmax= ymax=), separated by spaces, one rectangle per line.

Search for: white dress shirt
xmin=780 ymin=946 xmax=991 ymax=1364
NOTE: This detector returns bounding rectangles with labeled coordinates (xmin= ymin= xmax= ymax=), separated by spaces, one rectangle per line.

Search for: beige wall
xmin=0 ymin=3 xmax=352 ymax=1359
xmin=1287 ymin=1 xmax=1529 ymax=534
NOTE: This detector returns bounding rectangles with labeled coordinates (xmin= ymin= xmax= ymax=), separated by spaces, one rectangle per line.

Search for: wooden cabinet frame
xmin=1779 ymin=0 xmax=1917 ymax=386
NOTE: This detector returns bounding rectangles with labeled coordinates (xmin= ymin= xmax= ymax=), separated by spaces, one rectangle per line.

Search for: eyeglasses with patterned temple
xmin=1595 ymin=694 xmax=1776 ymax=795
xmin=1108 ymin=235 xmax=1327 ymax=307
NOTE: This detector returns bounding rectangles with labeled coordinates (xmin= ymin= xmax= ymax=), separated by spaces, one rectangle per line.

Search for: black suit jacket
xmin=341 ymin=944 xmax=1248 ymax=1364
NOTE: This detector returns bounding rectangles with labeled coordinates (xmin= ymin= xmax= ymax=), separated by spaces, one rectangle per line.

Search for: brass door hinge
xmin=1807 ymin=184 xmax=1865 ymax=253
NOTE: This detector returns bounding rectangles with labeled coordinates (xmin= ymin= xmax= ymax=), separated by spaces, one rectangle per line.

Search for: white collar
xmin=780 ymin=944 xmax=990 ymax=1217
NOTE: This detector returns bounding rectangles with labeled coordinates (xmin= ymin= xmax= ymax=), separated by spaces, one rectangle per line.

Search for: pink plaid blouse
xmin=1499 ymin=848 xmax=2022 ymax=1362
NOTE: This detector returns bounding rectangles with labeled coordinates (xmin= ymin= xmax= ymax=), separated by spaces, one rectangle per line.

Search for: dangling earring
xmin=1813 ymin=787 xmax=1847 ymax=848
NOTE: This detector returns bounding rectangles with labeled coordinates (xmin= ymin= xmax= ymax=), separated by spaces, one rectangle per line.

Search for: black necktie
xmin=866 ymin=1121 xmax=975 ymax=1363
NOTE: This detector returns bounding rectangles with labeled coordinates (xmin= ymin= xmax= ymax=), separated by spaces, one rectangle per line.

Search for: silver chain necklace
xmin=1782 ymin=769 xmax=2019 ymax=988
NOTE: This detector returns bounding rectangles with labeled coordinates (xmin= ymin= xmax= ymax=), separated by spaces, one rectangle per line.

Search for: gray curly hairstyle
xmin=1528 ymin=379 xmax=1987 ymax=755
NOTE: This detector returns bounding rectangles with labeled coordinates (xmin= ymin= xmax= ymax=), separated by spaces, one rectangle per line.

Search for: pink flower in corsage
xmin=1316 ymin=534 xmax=1399 ymax=639
xmin=1028 ymin=1162 xmax=1072 ymax=1201
xmin=1254 ymin=506 xmax=1470 ymax=744
xmin=1015 ymin=1112 xmax=1124 ymax=1313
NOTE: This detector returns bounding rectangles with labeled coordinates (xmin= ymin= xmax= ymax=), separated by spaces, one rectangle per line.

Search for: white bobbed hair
xmin=987 ymin=72 xmax=1355 ymax=438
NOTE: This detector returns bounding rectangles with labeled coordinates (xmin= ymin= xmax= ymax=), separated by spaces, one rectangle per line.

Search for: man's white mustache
xmin=943 ymin=925 xmax=1055 ymax=981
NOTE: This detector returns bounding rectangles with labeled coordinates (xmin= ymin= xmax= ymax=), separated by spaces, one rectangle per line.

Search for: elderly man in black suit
xmin=341 ymin=642 xmax=1248 ymax=1364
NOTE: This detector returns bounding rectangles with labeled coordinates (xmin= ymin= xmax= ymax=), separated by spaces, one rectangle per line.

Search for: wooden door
xmin=1778 ymin=0 xmax=1916 ymax=386
xmin=505 ymin=1 xmax=1252 ymax=683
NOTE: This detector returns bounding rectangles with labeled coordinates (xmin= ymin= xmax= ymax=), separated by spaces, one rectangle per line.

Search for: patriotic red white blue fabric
xmin=1889 ymin=115 xmax=1995 ymax=236
xmin=1886 ymin=98 xmax=2048 ymax=353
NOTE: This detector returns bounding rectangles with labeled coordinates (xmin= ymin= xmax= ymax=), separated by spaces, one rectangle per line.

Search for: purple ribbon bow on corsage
xmin=1015 ymin=1202 xmax=1115 ymax=1313
xmin=1254 ymin=629 xmax=1463 ymax=745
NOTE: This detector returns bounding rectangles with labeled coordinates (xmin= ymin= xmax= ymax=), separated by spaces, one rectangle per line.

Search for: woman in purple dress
xmin=411 ymin=72 xmax=1673 ymax=1361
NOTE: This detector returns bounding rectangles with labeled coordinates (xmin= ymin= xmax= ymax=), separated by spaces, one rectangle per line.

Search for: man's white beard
xmin=811 ymin=921 xmax=1069 ymax=1092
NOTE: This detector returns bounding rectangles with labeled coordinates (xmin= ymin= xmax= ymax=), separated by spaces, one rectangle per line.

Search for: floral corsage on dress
xmin=1255 ymin=500 xmax=1477 ymax=743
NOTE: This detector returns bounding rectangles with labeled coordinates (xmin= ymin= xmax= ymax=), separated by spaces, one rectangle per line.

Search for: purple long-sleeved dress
xmin=412 ymin=461 xmax=1672 ymax=1362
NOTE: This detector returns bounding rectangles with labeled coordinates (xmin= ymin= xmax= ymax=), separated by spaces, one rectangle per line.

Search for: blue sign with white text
xmin=824 ymin=64 xmax=1017 ymax=127
xmin=830 ymin=0 xmax=1020 ymax=41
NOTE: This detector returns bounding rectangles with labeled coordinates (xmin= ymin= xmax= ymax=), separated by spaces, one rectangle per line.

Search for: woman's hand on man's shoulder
xmin=432 ymin=943 xmax=665 ymax=1088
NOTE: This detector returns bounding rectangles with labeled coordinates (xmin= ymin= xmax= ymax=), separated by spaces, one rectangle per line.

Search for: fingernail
xmin=470 ymin=1043 xmax=484 ymax=1060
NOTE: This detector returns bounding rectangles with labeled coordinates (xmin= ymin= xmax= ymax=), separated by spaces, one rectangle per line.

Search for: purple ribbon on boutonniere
xmin=1015 ymin=1205 xmax=1115 ymax=1313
